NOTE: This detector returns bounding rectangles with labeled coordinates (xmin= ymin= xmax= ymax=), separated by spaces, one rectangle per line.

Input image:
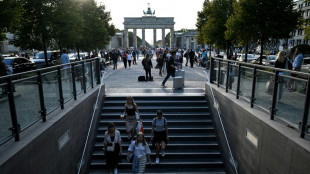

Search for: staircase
xmin=88 ymin=95 xmax=226 ymax=174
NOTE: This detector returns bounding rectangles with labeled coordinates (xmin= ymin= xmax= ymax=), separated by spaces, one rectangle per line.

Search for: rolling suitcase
xmin=175 ymin=70 xmax=185 ymax=86
xmin=173 ymin=76 xmax=183 ymax=89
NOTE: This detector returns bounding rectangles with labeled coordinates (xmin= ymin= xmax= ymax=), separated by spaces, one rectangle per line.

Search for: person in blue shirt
xmin=289 ymin=48 xmax=303 ymax=91
xmin=61 ymin=50 xmax=70 ymax=68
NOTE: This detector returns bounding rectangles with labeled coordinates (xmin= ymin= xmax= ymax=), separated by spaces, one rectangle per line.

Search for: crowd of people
xmin=105 ymin=96 xmax=168 ymax=174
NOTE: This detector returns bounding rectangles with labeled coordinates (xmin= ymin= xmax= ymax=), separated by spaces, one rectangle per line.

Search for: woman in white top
xmin=127 ymin=51 xmax=132 ymax=69
xmin=127 ymin=132 xmax=152 ymax=173
xmin=104 ymin=122 xmax=122 ymax=174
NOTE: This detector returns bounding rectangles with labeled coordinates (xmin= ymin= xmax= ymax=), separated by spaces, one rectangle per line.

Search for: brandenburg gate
xmin=123 ymin=5 xmax=175 ymax=48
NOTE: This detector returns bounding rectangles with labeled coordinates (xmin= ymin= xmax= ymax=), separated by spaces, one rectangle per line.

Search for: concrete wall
xmin=0 ymin=84 xmax=105 ymax=174
xmin=205 ymin=83 xmax=310 ymax=174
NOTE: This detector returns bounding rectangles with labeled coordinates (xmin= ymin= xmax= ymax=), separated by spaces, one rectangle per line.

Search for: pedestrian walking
xmin=121 ymin=96 xmax=142 ymax=141
xmin=112 ymin=49 xmax=119 ymax=70
xmin=61 ymin=49 xmax=70 ymax=68
xmin=142 ymin=54 xmax=153 ymax=81
xmin=161 ymin=51 xmax=178 ymax=87
xmin=275 ymin=51 xmax=289 ymax=100
xmin=289 ymin=48 xmax=303 ymax=92
xmin=150 ymin=110 xmax=168 ymax=164
xmin=104 ymin=122 xmax=122 ymax=174
xmin=122 ymin=51 xmax=128 ymax=69
xmin=132 ymin=50 xmax=137 ymax=65
xmin=127 ymin=51 xmax=132 ymax=69
xmin=189 ymin=49 xmax=195 ymax=68
xmin=127 ymin=132 xmax=152 ymax=174
xmin=156 ymin=54 xmax=164 ymax=76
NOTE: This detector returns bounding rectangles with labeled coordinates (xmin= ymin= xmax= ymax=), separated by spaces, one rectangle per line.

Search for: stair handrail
xmin=205 ymin=71 xmax=239 ymax=174
xmin=77 ymin=71 xmax=106 ymax=174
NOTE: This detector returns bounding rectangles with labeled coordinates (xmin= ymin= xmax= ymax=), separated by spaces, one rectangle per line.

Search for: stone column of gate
xmin=170 ymin=28 xmax=175 ymax=48
xmin=162 ymin=28 xmax=165 ymax=48
xmin=153 ymin=28 xmax=157 ymax=47
xmin=142 ymin=28 xmax=146 ymax=47
xmin=186 ymin=36 xmax=190 ymax=49
xmin=133 ymin=28 xmax=137 ymax=49
xmin=124 ymin=28 xmax=129 ymax=49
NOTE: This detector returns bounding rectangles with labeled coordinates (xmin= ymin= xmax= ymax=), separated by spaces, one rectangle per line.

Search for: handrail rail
xmin=0 ymin=58 xmax=102 ymax=146
xmin=210 ymin=57 xmax=310 ymax=139
xmin=205 ymin=70 xmax=239 ymax=174
xmin=77 ymin=71 xmax=105 ymax=174
xmin=212 ymin=57 xmax=310 ymax=77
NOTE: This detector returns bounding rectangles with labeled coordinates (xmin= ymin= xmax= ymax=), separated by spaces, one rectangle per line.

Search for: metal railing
xmin=0 ymin=58 xmax=101 ymax=145
xmin=210 ymin=57 xmax=310 ymax=139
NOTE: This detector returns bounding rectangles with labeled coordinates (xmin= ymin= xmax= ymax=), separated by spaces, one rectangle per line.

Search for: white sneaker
xmin=161 ymin=151 xmax=165 ymax=157
xmin=156 ymin=158 xmax=159 ymax=164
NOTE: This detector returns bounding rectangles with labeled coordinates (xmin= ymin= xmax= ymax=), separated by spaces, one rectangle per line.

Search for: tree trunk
xmin=43 ymin=40 xmax=48 ymax=66
xmin=59 ymin=39 xmax=63 ymax=56
xmin=245 ymin=44 xmax=248 ymax=62
xmin=209 ymin=45 xmax=212 ymax=58
xmin=260 ymin=40 xmax=264 ymax=65
xmin=77 ymin=47 xmax=80 ymax=61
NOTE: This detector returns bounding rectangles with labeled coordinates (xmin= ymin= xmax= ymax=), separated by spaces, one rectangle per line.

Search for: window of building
xmin=297 ymin=39 xmax=302 ymax=45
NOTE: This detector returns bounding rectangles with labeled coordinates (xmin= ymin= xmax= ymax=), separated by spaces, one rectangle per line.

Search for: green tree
xmin=79 ymin=0 xmax=115 ymax=53
xmin=11 ymin=0 xmax=54 ymax=64
xmin=51 ymin=0 xmax=83 ymax=52
xmin=0 ymin=0 xmax=24 ymax=41
xmin=227 ymin=0 xmax=299 ymax=64
xmin=196 ymin=0 xmax=211 ymax=45
xmin=197 ymin=0 xmax=234 ymax=54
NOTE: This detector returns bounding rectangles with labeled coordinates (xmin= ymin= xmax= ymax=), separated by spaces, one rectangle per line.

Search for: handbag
xmin=135 ymin=112 xmax=140 ymax=120
xmin=106 ymin=145 xmax=114 ymax=152
xmin=155 ymin=64 xmax=159 ymax=69
xmin=265 ymin=76 xmax=274 ymax=95
xmin=136 ymin=121 xmax=144 ymax=133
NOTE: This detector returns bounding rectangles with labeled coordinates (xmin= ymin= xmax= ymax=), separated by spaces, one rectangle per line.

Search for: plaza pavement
xmin=101 ymin=55 xmax=209 ymax=96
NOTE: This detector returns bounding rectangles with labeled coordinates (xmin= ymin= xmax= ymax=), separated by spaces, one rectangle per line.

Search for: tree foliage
xmin=0 ymin=0 xmax=24 ymax=41
xmin=7 ymin=0 xmax=115 ymax=63
xmin=196 ymin=0 xmax=234 ymax=49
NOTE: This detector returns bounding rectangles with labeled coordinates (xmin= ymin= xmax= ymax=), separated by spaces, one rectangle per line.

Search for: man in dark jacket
xmin=142 ymin=54 xmax=153 ymax=81
xmin=189 ymin=49 xmax=195 ymax=68
xmin=161 ymin=51 xmax=177 ymax=87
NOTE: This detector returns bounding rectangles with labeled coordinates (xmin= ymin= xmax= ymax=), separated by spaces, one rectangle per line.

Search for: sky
xmin=97 ymin=0 xmax=205 ymax=44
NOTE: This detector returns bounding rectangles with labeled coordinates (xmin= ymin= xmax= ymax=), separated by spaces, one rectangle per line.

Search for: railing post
xmin=37 ymin=71 xmax=46 ymax=122
xmin=71 ymin=64 xmax=77 ymax=100
xmin=225 ymin=61 xmax=230 ymax=92
xmin=270 ymin=71 xmax=279 ymax=120
xmin=90 ymin=60 xmax=94 ymax=88
xmin=82 ymin=61 xmax=87 ymax=93
xmin=236 ymin=63 xmax=242 ymax=99
xmin=96 ymin=58 xmax=100 ymax=84
xmin=210 ymin=57 xmax=215 ymax=84
xmin=250 ymin=66 xmax=257 ymax=108
xmin=217 ymin=60 xmax=221 ymax=87
xmin=57 ymin=67 xmax=64 ymax=109
xmin=300 ymin=76 xmax=310 ymax=138
xmin=7 ymin=77 xmax=20 ymax=141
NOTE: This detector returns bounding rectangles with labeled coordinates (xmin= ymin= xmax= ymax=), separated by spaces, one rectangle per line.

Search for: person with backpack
xmin=142 ymin=54 xmax=153 ymax=81
xmin=127 ymin=132 xmax=152 ymax=173
xmin=150 ymin=110 xmax=168 ymax=164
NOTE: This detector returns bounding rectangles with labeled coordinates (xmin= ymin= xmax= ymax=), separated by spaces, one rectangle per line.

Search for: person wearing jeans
xmin=161 ymin=51 xmax=177 ymax=87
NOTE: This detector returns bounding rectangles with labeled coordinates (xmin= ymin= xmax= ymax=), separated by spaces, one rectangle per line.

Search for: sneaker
xmin=156 ymin=158 xmax=160 ymax=164
xmin=161 ymin=151 xmax=165 ymax=157
xmin=161 ymin=84 xmax=166 ymax=88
